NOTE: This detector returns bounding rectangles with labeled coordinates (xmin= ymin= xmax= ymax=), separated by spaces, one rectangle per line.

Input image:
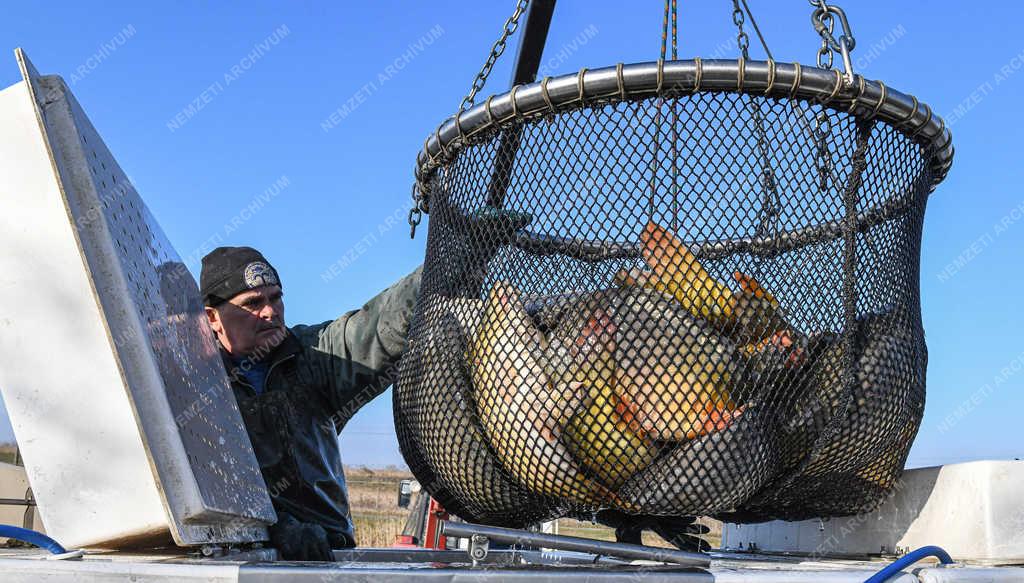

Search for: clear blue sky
xmin=0 ymin=1 xmax=1021 ymax=469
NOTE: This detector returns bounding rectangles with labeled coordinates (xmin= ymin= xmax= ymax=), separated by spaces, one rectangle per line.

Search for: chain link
xmin=815 ymin=5 xmax=835 ymax=70
xmin=811 ymin=1 xmax=835 ymax=192
xmin=408 ymin=183 xmax=426 ymax=238
xmin=458 ymin=0 xmax=531 ymax=113
xmin=731 ymin=0 xmax=779 ymax=241
xmin=815 ymin=112 xmax=833 ymax=191
xmin=412 ymin=0 xmax=531 ymax=238
xmin=731 ymin=1 xmax=750 ymax=58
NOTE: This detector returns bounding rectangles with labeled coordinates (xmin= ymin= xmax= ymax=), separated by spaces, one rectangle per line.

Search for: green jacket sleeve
xmin=295 ymin=265 xmax=423 ymax=426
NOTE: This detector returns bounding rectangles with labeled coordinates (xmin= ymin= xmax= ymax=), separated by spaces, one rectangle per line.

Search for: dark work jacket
xmin=226 ymin=266 xmax=422 ymax=546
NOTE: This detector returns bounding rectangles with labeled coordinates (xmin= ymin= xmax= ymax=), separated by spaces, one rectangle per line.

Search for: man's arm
xmin=293 ymin=265 xmax=423 ymax=428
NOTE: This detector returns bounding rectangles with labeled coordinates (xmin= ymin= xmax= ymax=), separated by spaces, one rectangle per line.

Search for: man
xmin=200 ymin=246 xmax=421 ymax=561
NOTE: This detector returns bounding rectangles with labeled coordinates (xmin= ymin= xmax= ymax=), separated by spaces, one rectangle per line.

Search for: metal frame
xmin=416 ymin=58 xmax=952 ymax=192
xmin=441 ymin=521 xmax=711 ymax=567
xmin=415 ymin=59 xmax=952 ymax=261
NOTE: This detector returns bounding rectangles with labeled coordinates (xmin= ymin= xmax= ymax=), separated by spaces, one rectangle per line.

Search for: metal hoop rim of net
xmin=414 ymin=58 xmax=953 ymax=261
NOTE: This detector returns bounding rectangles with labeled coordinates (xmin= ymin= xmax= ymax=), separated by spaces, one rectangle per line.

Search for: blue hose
xmin=0 ymin=524 xmax=67 ymax=554
xmin=865 ymin=545 xmax=954 ymax=583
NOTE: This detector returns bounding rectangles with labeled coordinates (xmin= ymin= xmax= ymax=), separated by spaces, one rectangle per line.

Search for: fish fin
xmin=641 ymin=221 xmax=692 ymax=277
xmin=540 ymin=424 xmax=558 ymax=444
xmin=613 ymin=267 xmax=647 ymax=288
xmin=733 ymin=271 xmax=780 ymax=307
xmin=686 ymin=403 xmax=744 ymax=440
xmin=613 ymin=390 xmax=648 ymax=438
xmin=577 ymin=309 xmax=618 ymax=346
xmin=641 ymin=222 xmax=734 ymax=321
xmin=741 ymin=330 xmax=806 ymax=369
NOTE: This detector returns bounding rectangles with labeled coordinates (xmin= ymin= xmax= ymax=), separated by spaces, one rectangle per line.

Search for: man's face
xmin=205 ymin=285 xmax=286 ymax=358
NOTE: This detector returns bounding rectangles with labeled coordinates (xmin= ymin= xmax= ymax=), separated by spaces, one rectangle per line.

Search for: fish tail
xmin=642 ymin=221 xmax=734 ymax=322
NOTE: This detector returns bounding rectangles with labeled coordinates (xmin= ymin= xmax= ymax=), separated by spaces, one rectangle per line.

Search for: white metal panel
xmin=0 ymin=76 xmax=169 ymax=548
xmin=0 ymin=49 xmax=274 ymax=548
xmin=722 ymin=461 xmax=1024 ymax=564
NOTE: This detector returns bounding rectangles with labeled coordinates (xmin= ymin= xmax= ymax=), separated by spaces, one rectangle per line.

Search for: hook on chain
xmin=807 ymin=0 xmax=857 ymax=196
xmin=810 ymin=1 xmax=857 ymax=88
xmin=810 ymin=1 xmax=856 ymax=52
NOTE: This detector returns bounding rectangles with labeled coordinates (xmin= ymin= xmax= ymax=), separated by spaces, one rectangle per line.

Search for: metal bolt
xmin=469 ymin=534 xmax=489 ymax=562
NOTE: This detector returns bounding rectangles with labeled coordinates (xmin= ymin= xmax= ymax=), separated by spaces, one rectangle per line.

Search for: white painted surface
xmin=722 ymin=461 xmax=1024 ymax=564
xmin=0 ymin=559 xmax=240 ymax=583
xmin=0 ymin=551 xmax=1021 ymax=582
xmin=0 ymin=78 xmax=169 ymax=548
xmin=0 ymin=49 xmax=274 ymax=549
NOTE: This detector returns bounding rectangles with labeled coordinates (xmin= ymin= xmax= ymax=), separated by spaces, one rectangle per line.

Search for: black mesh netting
xmin=395 ymin=84 xmax=935 ymax=527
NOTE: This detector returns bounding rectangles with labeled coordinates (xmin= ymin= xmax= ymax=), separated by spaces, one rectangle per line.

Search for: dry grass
xmin=352 ymin=512 xmax=408 ymax=548
xmin=0 ymin=442 xmax=16 ymax=465
xmin=346 ymin=465 xmax=414 ymax=547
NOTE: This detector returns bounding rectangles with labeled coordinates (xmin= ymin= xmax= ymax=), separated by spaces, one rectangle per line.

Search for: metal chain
xmin=813 ymin=1 xmax=835 ymax=70
xmin=808 ymin=0 xmax=878 ymax=257
xmin=411 ymin=0 xmax=531 ymax=238
xmin=810 ymin=1 xmax=835 ymax=193
xmin=731 ymin=0 xmax=750 ymax=58
xmin=459 ymin=0 xmax=531 ymax=113
xmin=810 ymin=0 xmax=857 ymax=86
xmin=732 ymin=0 xmax=780 ymax=240
xmin=408 ymin=183 xmax=425 ymax=238
xmin=815 ymin=111 xmax=833 ymax=192
xmin=652 ymin=0 xmax=679 ymax=225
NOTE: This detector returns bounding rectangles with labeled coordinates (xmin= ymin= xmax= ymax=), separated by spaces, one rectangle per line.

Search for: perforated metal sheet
xmin=40 ymin=74 xmax=276 ymax=543
xmin=0 ymin=50 xmax=274 ymax=546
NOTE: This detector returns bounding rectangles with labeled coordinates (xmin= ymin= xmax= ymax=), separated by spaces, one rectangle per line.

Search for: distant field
xmin=0 ymin=442 xmax=16 ymax=465
xmin=345 ymin=466 xmax=413 ymax=548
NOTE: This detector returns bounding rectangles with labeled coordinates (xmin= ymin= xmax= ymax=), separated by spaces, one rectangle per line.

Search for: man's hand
xmin=269 ymin=512 xmax=335 ymax=561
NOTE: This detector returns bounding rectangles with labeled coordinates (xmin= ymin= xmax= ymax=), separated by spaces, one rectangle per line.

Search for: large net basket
xmin=395 ymin=59 xmax=953 ymax=526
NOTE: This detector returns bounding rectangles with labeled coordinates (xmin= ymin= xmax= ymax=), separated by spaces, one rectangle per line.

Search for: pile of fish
xmin=412 ymin=221 xmax=922 ymax=517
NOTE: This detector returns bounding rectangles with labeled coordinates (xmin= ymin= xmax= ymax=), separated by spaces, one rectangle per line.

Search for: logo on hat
xmin=243 ymin=261 xmax=279 ymax=289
